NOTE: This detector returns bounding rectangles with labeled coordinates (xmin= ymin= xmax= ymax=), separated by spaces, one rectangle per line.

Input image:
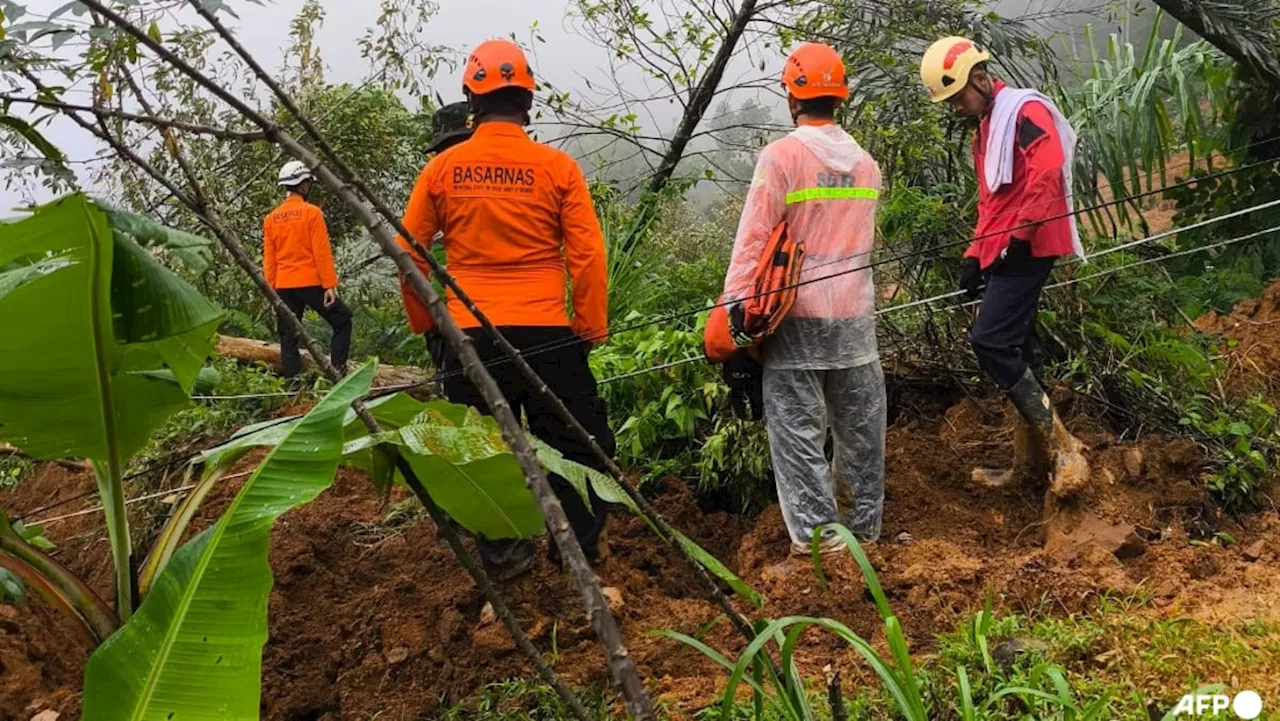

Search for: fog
xmin=1 ymin=0 xmax=1180 ymax=212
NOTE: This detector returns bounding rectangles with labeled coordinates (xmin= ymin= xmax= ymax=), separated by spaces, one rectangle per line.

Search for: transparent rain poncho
xmin=723 ymin=124 xmax=886 ymax=544
xmin=722 ymin=124 xmax=882 ymax=371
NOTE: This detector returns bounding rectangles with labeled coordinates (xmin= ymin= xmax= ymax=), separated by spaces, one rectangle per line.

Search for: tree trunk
xmin=622 ymin=0 xmax=760 ymax=253
xmin=213 ymin=335 xmax=428 ymax=389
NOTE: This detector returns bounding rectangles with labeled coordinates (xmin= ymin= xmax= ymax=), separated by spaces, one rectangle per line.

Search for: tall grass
xmin=1053 ymin=10 xmax=1232 ymax=237
xmin=664 ymin=524 xmax=1113 ymax=720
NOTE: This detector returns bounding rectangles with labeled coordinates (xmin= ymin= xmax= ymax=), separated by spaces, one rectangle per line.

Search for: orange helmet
xmin=782 ymin=43 xmax=848 ymax=101
xmin=463 ymin=39 xmax=536 ymax=96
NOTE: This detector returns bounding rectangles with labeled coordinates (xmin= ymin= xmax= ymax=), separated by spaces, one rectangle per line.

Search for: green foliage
xmin=1163 ymin=162 xmax=1280 ymax=314
xmin=0 ymin=453 xmax=33 ymax=492
xmin=1055 ymin=19 xmax=1232 ymax=236
xmin=0 ymin=194 xmax=223 ymax=620
xmin=0 ymin=567 xmax=23 ymax=605
xmin=0 ymin=517 xmax=54 ymax=607
xmin=589 ymin=312 xmax=774 ymax=513
xmin=435 ymin=678 xmax=615 ymax=720
xmin=98 ymin=202 xmax=215 ymax=274
xmin=1046 ymin=248 xmax=1278 ymax=505
xmin=82 ymin=363 xmax=375 ymax=721
xmin=0 ymin=194 xmax=221 ymax=462
xmin=357 ymin=406 xmax=546 ymax=540
xmin=140 ymin=356 xmax=293 ymax=467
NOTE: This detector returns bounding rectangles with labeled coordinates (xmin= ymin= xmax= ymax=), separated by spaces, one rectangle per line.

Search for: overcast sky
xmin=2 ymin=0 xmax=1144 ymax=212
xmin=2 ymin=0 xmax=618 ymax=211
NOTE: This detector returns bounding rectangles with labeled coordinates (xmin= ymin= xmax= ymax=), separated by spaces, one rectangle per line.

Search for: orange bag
xmin=703 ymin=221 xmax=806 ymax=364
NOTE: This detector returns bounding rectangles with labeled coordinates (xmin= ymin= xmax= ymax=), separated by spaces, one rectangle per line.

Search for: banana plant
xmin=0 ymin=194 xmax=222 ymax=620
xmin=148 ymin=392 xmax=763 ymax=609
xmin=0 ymin=509 xmax=118 ymax=642
xmin=82 ymin=362 xmax=375 ymax=720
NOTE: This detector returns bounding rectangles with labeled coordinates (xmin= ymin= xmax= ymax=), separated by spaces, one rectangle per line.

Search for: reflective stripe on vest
xmin=784 ymin=187 xmax=879 ymax=205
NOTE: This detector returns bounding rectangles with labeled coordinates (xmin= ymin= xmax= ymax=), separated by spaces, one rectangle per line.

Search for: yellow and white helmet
xmin=920 ymin=36 xmax=991 ymax=103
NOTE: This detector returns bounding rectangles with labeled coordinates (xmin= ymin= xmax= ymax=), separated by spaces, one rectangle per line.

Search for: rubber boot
xmin=971 ymin=404 xmax=1050 ymax=488
xmin=1007 ymin=369 xmax=1090 ymax=498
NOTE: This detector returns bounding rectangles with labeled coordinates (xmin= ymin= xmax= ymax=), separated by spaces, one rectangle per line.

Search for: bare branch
xmin=71 ymin=0 xmax=655 ymax=714
xmin=0 ymin=94 xmax=262 ymax=143
xmin=33 ymin=68 xmax=596 ymax=721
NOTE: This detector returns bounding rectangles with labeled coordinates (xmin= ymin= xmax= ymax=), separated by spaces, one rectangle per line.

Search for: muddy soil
xmin=4 ymin=396 xmax=1280 ymax=720
xmin=1196 ymin=278 xmax=1280 ymax=401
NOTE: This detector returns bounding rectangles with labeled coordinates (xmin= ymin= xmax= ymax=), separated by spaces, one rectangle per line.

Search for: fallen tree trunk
xmin=214 ymin=335 xmax=428 ymax=389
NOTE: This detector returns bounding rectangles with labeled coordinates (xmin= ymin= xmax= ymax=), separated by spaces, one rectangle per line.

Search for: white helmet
xmin=277 ymin=160 xmax=313 ymax=187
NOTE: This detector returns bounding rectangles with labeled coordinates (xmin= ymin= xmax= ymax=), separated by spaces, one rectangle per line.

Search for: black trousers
xmin=970 ymin=257 xmax=1054 ymax=389
xmin=441 ymin=326 xmax=615 ymax=567
xmin=276 ymin=286 xmax=353 ymax=378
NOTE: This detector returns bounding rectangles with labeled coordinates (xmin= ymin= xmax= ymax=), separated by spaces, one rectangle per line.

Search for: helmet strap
xmin=972 ymin=71 xmax=995 ymax=112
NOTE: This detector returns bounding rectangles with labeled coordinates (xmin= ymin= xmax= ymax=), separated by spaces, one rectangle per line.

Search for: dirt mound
xmin=4 ymin=397 xmax=1280 ymax=719
xmin=1195 ymin=278 xmax=1280 ymax=398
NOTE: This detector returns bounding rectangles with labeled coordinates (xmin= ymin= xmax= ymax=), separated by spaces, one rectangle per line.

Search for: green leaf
xmin=81 ymin=362 xmax=375 ymax=721
xmin=0 ymin=195 xmax=222 ymax=463
xmin=0 ymin=567 xmax=24 ymax=605
xmin=146 ymin=19 xmax=161 ymax=43
xmin=374 ymin=408 xmax=543 ymax=539
xmin=0 ymin=115 xmax=64 ymax=164
xmin=102 ymin=203 xmax=214 ymax=273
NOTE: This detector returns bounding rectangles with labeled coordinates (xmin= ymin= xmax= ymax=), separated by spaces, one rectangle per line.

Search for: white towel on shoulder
xmin=983 ymin=88 xmax=1085 ymax=260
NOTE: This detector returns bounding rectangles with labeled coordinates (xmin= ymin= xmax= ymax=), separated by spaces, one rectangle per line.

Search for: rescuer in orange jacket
xmin=405 ymin=101 xmax=476 ymax=369
xmin=263 ymin=161 xmax=352 ymax=377
xmin=396 ymin=39 xmax=613 ymax=581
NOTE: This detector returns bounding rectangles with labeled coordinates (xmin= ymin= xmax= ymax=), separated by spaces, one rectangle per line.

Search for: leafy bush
xmin=590 ymin=312 xmax=774 ymax=513
xmin=1043 ymin=245 xmax=1278 ymax=506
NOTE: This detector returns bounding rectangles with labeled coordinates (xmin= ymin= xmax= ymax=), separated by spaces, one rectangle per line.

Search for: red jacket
xmin=969 ymin=82 xmax=1076 ymax=269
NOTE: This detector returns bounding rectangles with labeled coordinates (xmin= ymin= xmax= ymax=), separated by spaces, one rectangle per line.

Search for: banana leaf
xmin=190 ymin=392 xmax=758 ymax=603
xmin=81 ymin=362 xmax=375 ymax=721
xmin=99 ymin=201 xmax=214 ymax=273
xmin=346 ymin=406 xmax=543 ymax=539
xmin=0 ymin=194 xmax=222 ymax=463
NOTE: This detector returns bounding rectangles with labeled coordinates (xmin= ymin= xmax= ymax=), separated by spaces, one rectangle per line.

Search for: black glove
xmin=994 ymin=237 xmax=1032 ymax=272
xmin=960 ymin=257 xmax=984 ymax=300
xmin=425 ymin=332 xmax=446 ymax=372
xmin=722 ymin=352 xmax=764 ymax=421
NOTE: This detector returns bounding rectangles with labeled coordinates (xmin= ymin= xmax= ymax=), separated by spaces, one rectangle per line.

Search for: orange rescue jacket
xmin=397 ymin=122 xmax=608 ymax=341
xmin=262 ymin=194 xmax=338 ymax=290
xmin=703 ymin=221 xmax=805 ymax=364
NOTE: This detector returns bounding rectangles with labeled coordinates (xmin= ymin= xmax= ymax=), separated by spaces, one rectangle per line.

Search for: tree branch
xmin=71 ymin=1 xmax=654 ymax=714
xmin=37 ymin=70 xmax=595 ymax=721
xmin=0 ymin=93 xmax=264 ymax=142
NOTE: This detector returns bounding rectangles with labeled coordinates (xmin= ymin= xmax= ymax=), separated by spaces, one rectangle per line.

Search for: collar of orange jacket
xmin=282 ymin=193 xmax=306 ymax=205
xmin=798 ymin=118 xmax=835 ymax=127
xmin=472 ymin=121 xmax=528 ymax=140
